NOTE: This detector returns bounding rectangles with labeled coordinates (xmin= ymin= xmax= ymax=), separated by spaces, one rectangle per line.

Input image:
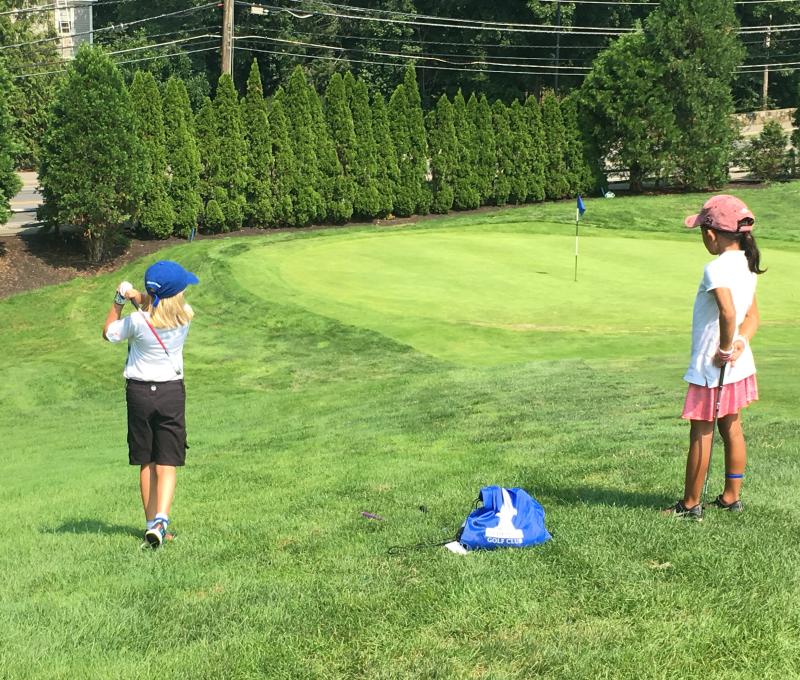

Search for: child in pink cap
xmin=663 ymin=195 xmax=766 ymax=520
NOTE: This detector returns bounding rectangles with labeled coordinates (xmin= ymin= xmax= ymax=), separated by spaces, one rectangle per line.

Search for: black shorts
xmin=125 ymin=379 xmax=188 ymax=466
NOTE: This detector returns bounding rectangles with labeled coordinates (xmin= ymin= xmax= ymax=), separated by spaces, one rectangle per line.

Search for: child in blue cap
xmin=102 ymin=261 xmax=199 ymax=548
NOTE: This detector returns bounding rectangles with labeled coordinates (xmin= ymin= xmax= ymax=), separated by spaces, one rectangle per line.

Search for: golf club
xmin=701 ymin=362 xmax=727 ymax=506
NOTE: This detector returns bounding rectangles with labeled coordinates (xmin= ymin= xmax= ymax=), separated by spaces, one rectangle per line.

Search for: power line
xmin=11 ymin=44 xmax=219 ymax=79
xmin=235 ymin=34 xmax=592 ymax=69
xmin=235 ymin=25 xmax=610 ymax=51
xmin=286 ymin=0 xmax=634 ymax=32
xmin=234 ymin=44 xmax=589 ymax=77
xmin=0 ymin=2 xmax=218 ymax=52
xmin=241 ymin=1 xmax=800 ymax=36
xmin=10 ymin=29 xmax=221 ymax=73
xmin=236 ymin=2 xmax=633 ymax=36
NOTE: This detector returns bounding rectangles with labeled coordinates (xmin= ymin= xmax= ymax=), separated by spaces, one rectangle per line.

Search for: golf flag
xmin=574 ymin=196 xmax=585 ymax=282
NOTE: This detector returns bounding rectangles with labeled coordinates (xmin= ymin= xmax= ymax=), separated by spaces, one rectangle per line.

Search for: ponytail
xmin=740 ymin=232 xmax=766 ymax=274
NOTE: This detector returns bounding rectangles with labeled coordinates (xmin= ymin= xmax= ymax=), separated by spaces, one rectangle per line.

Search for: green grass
xmin=1 ymin=184 xmax=800 ymax=679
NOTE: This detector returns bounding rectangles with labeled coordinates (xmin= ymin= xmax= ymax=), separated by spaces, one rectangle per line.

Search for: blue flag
xmin=577 ymin=195 xmax=586 ymax=216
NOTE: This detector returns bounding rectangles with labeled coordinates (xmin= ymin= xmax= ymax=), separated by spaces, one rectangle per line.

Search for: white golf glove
xmin=117 ymin=281 xmax=133 ymax=298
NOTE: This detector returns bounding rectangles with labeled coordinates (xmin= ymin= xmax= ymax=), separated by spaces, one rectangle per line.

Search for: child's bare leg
xmin=155 ymin=464 xmax=177 ymax=518
xmin=139 ymin=463 xmax=158 ymax=522
xmin=684 ymin=419 xmax=714 ymax=507
xmin=718 ymin=412 xmax=746 ymax=503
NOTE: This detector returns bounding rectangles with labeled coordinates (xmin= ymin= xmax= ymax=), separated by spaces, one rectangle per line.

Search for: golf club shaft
xmin=701 ymin=362 xmax=727 ymax=504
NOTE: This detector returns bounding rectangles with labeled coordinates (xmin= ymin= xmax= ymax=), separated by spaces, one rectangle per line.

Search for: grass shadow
xmin=527 ymin=481 xmax=669 ymax=510
xmin=45 ymin=519 xmax=141 ymax=538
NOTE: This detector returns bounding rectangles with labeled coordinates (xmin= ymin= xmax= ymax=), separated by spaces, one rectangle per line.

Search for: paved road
xmin=1 ymin=171 xmax=42 ymax=235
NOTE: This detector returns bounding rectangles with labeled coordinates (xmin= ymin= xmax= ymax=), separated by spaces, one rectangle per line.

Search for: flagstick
xmin=574 ymin=208 xmax=579 ymax=282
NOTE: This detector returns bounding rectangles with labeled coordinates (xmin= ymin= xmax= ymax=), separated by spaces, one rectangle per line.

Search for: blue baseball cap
xmin=144 ymin=261 xmax=199 ymax=307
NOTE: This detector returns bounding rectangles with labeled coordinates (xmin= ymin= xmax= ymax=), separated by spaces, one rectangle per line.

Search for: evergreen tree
xmin=213 ymin=74 xmax=248 ymax=231
xmin=646 ymin=0 xmax=744 ymax=189
xmin=284 ymin=67 xmax=324 ymax=224
xmin=163 ymin=76 xmax=202 ymax=238
xmin=129 ymin=71 xmax=175 ymax=239
xmin=540 ymin=91 xmax=571 ymax=200
xmin=347 ymin=74 xmax=382 ymax=218
xmin=268 ymin=93 xmax=300 ymax=226
xmin=194 ymin=96 xmax=218 ymax=209
xmin=371 ymin=91 xmax=398 ymax=217
xmin=491 ymin=99 xmax=513 ymax=206
xmin=579 ymin=31 xmax=676 ymax=193
xmin=743 ymin=120 xmax=790 ymax=181
xmin=403 ymin=65 xmax=431 ymax=214
xmin=388 ymin=84 xmax=414 ymax=217
xmin=451 ymin=90 xmax=481 ymax=210
xmin=471 ymin=94 xmax=497 ymax=206
xmin=203 ymin=197 xmax=225 ymax=232
xmin=389 ymin=66 xmax=430 ymax=217
xmin=0 ymin=8 xmax=61 ymax=168
xmin=507 ymin=100 xmax=532 ymax=204
xmin=523 ymin=96 xmax=547 ymax=203
xmin=323 ymin=72 xmax=355 ymax=223
xmin=0 ymin=60 xmax=21 ymax=224
xmin=426 ymin=94 xmax=457 ymax=214
xmin=38 ymin=45 xmax=145 ymax=262
xmin=241 ymin=59 xmax=273 ymax=228
xmin=560 ymin=95 xmax=595 ymax=195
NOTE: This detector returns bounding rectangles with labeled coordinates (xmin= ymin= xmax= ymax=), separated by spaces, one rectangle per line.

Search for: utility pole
xmin=554 ymin=0 xmax=561 ymax=95
xmin=221 ymin=0 xmax=234 ymax=76
xmin=762 ymin=14 xmax=772 ymax=109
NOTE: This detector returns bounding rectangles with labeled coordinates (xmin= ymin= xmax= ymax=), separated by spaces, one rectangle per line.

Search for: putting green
xmin=233 ymin=227 xmax=795 ymax=365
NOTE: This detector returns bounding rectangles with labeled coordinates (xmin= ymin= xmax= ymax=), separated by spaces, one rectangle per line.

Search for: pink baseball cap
xmin=684 ymin=194 xmax=755 ymax=233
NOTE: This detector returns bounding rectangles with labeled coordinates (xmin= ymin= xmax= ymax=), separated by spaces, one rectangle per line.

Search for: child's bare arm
xmin=712 ymin=287 xmax=736 ymax=352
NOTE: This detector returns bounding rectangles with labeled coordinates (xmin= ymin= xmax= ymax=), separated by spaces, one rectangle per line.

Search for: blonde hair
xmin=144 ymin=291 xmax=194 ymax=329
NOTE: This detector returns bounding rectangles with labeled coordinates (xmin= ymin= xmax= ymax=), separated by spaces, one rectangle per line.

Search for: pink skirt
xmin=681 ymin=374 xmax=759 ymax=421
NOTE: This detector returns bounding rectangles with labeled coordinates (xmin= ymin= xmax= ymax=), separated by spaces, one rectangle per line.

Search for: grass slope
xmin=1 ymin=185 xmax=799 ymax=679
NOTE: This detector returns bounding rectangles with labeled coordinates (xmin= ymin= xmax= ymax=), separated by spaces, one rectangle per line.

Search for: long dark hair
xmin=740 ymin=232 xmax=766 ymax=274
xmin=705 ymin=227 xmax=766 ymax=275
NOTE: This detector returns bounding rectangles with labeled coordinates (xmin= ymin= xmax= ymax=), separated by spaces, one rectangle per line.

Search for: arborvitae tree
xmin=523 ymin=96 xmax=546 ymax=203
xmin=371 ymin=91 xmax=398 ymax=217
xmin=267 ymin=93 xmax=300 ymax=226
xmin=471 ymin=94 xmax=497 ymax=206
xmin=389 ymin=66 xmax=430 ymax=216
xmin=451 ymin=90 xmax=481 ymax=211
xmin=646 ymin=0 xmax=744 ymax=190
xmin=203 ymin=197 xmax=225 ymax=232
xmin=129 ymin=71 xmax=175 ymax=239
xmin=540 ymin=91 xmax=571 ymax=200
xmin=388 ymin=84 xmax=414 ymax=217
xmin=347 ymin=74 xmax=382 ymax=218
xmin=194 ymin=96 xmax=218 ymax=208
xmin=426 ymin=94 xmax=457 ymax=214
xmin=560 ymin=94 xmax=595 ymax=195
xmin=491 ymin=99 xmax=513 ymax=206
xmin=241 ymin=59 xmax=273 ymax=228
xmin=163 ymin=76 xmax=202 ymax=237
xmin=0 ymin=61 xmax=21 ymax=225
xmin=284 ymin=67 xmax=324 ymax=224
xmin=214 ymin=74 xmax=248 ymax=231
xmin=507 ymin=100 xmax=532 ymax=204
xmin=403 ymin=65 xmax=431 ymax=214
xmin=38 ymin=45 xmax=145 ymax=262
xmin=323 ymin=73 xmax=355 ymax=223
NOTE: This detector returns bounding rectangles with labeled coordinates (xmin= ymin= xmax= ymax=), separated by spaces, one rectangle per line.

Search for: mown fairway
xmin=2 ymin=186 xmax=799 ymax=679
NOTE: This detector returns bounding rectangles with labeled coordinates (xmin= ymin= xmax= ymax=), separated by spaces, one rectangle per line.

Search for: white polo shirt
xmin=684 ymin=251 xmax=756 ymax=388
xmin=106 ymin=307 xmax=192 ymax=382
